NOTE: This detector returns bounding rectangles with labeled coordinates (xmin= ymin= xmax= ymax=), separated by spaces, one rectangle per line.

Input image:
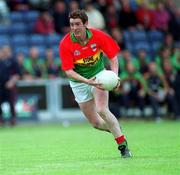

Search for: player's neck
xmin=76 ymin=32 xmax=88 ymax=46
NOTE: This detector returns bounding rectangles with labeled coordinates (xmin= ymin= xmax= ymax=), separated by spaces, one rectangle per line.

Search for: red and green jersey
xmin=59 ymin=28 xmax=120 ymax=80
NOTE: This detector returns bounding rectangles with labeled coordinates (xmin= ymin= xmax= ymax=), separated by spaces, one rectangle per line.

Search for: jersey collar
xmin=70 ymin=28 xmax=92 ymax=43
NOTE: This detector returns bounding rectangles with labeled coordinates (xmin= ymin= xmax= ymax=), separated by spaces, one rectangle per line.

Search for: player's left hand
xmin=113 ymin=78 xmax=121 ymax=92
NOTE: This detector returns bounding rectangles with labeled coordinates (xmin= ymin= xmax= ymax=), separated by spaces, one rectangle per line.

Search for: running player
xmin=59 ymin=9 xmax=132 ymax=158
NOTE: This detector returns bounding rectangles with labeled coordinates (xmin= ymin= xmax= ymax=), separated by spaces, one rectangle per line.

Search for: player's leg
xmin=79 ymin=99 xmax=110 ymax=132
xmin=93 ymin=87 xmax=132 ymax=158
xmin=93 ymin=88 xmax=122 ymax=137
xmin=70 ymin=81 xmax=109 ymax=132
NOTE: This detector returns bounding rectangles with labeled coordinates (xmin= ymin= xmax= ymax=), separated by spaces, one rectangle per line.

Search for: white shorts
xmin=69 ymin=70 xmax=107 ymax=103
xmin=69 ymin=81 xmax=94 ymax=103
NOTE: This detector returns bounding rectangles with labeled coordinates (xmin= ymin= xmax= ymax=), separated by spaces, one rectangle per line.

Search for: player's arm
xmin=65 ymin=69 xmax=89 ymax=84
xmin=109 ymin=55 xmax=121 ymax=90
xmin=109 ymin=55 xmax=119 ymax=75
xmin=65 ymin=69 xmax=103 ymax=88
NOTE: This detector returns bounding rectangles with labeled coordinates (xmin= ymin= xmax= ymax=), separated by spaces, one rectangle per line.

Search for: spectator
xmin=110 ymin=27 xmax=126 ymax=50
xmin=135 ymin=1 xmax=155 ymax=30
xmin=136 ymin=49 xmax=150 ymax=76
xmin=44 ymin=48 xmax=60 ymax=79
xmin=0 ymin=0 xmax=10 ymax=24
xmin=118 ymin=62 xmax=146 ymax=117
xmin=7 ymin=0 xmax=30 ymax=11
xmin=162 ymin=33 xmax=175 ymax=51
xmin=52 ymin=0 xmax=69 ymax=34
xmin=85 ymin=2 xmax=105 ymax=29
xmin=145 ymin=62 xmax=171 ymax=122
xmin=23 ymin=47 xmax=46 ymax=79
xmin=29 ymin=0 xmax=51 ymax=10
xmin=69 ymin=0 xmax=80 ymax=12
xmin=118 ymin=0 xmax=137 ymax=30
xmin=154 ymin=2 xmax=170 ymax=32
xmin=0 ymin=46 xmax=20 ymax=126
xmin=168 ymin=7 xmax=180 ymax=41
xmin=172 ymin=52 xmax=180 ymax=107
xmin=16 ymin=52 xmax=33 ymax=80
xmin=155 ymin=47 xmax=175 ymax=73
xmin=105 ymin=4 xmax=119 ymax=30
xmin=34 ymin=9 xmax=55 ymax=34
xmin=162 ymin=59 xmax=180 ymax=120
xmin=118 ymin=49 xmax=139 ymax=73
xmin=94 ymin=0 xmax=108 ymax=16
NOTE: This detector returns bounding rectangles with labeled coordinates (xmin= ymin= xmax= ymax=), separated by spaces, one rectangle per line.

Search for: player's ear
xmin=84 ymin=21 xmax=88 ymax=27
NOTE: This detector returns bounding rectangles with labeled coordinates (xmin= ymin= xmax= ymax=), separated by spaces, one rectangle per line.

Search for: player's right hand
xmin=87 ymin=77 xmax=105 ymax=90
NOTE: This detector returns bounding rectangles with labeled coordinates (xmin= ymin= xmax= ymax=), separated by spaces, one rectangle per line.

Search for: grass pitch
xmin=0 ymin=120 xmax=180 ymax=175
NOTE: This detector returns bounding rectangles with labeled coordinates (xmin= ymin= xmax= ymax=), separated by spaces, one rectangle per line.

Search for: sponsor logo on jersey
xmin=74 ymin=50 xmax=102 ymax=66
xmin=90 ymin=43 xmax=97 ymax=52
xmin=74 ymin=50 xmax=80 ymax=56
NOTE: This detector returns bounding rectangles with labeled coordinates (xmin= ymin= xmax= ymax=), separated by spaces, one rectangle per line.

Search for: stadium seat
xmin=24 ymin=11 xmax=40 ymax=22
xmin=0 ymin=25 xmax=10 ymax=35
xmin=52 ymin=46 xmax=59 ymax=58
xmin=10 ymin=23 xmax=28 ymax=35
xmin=150 ymin=41 xmax=162 ymax=58
xmin=29 ymin=34 xmax=46 ymax=46
xmin=35 ymin=46 xmax=47 ymax=58
xmin=148 ymin=30 xmax=164 ymax=42
xmin=45 ymin=34 xmax=62 ymax=47
xmin=135 ymin=42 xmax=151 ymax=54
xmin=131 ymin=30 xmax=147 ymax=42
xmin=123 ymin=30 xmax=132 ymax=42
xmin=0 ymin=35 xmax=10 ymax=46
xmin=11 ymin=34 xmax=29 ymax=47
xmin=27 ymin=22 xmax=36 ymax=33
xmin=13 ymin=46 xmax=29 ymax=56
xmin=129 ymin=0 xmax=138 ymax=10
xmin=126 ymin=42 xmax=136 ymax=55
xmin=9 ymin=12 xmax=24 ymax=23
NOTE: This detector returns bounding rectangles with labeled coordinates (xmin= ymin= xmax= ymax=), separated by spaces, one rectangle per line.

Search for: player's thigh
xmin=93 ymin=87 xmax=109 ymax=109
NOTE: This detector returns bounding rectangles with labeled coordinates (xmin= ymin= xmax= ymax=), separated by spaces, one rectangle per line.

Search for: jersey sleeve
xmin=59 ymin=41 xmax=74 ymax=71
xmin=95 ymin=29 xmax=120 ymax=59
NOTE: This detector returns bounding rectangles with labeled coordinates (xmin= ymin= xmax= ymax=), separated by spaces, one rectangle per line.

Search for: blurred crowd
xmin=0 ymin=0 xmax=180 ymax=120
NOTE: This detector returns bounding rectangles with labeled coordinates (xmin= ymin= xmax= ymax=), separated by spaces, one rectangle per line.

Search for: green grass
xmin=0 ymin=120 xmax=180 ymax=175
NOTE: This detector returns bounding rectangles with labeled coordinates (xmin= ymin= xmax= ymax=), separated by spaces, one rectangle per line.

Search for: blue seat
xmin=45 ymin=34 xmax=62 ymax=47
xmin=129 ymin=0 xmax=138 ymax=10
xmin=11 ymin=34 xmax=29 ymax=47
xmin=126 ymin=42 xmax=136 ymax=55
xmin=10 ymin=23 xmax=28 ymax=35
xmin=36 ymin=46 xmax=47 ymax=58
xmin=24 ymin=11 xmax=39 ymax=22
xmin=0 ymin=35 xmax=10 ymax=46
xmin=13 ymin=46 xmax=29 ymax=56
xmin=151 ymin=41 xmax=161 ymax=53
xmin=27 ymin=22 xmax=35 ymax=33
xmin=131 ymin=30 xmax=147 ymax=42
xmin=123 ymin=30 xmax=132 ymax=42
xmin=52 ymin=46 xmax=59 ymax=58
xmin=135 ymin=42 xmax=151 ymax=54
xmin=29 ymin=34 xmax=46 ymax=46
xmin=148 ymin=30 xmax=164 ymax=42
xmin=10 ymin=12 xmax=24 ymax=23
xmin=0 ymin=25 xmax=10 ymax=35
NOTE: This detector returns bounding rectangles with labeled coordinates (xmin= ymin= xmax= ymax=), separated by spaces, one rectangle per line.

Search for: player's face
xmin=69 ymin=18 xmax=87 ymax=38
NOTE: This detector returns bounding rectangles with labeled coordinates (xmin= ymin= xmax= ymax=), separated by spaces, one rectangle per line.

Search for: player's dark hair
xmin=69 ymin=9 xmax=88 ymax=24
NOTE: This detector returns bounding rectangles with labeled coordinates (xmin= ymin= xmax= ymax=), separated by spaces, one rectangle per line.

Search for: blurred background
xmin=0 ymin=0 xmax=179 ymax=125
